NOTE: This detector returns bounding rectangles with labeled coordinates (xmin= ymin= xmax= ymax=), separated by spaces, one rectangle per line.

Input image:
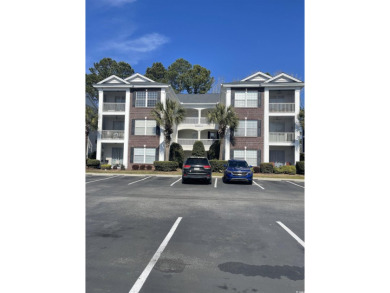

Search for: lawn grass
xmin=86 ymin=168 xmax=304 ymax=180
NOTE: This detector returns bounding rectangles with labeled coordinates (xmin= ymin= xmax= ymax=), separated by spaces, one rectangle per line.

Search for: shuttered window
xmin=134 ymin=120 xmax=157 ymax=135
xmin=233 ymin=150 xmax=257 ymax=166
xmin=135 ymin=90 xmax=159 ymax=107
xmin=133 ymin=148 xmax=156 ymax=164
xmin=235 ymin=120 xmax=258 ymax=137
xmin=234 ymin=90 xmax=258 ymax=107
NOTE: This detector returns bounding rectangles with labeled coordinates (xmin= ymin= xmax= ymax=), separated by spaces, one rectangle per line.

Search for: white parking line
xmin=214 ymin=178 xmax=218 ymax=188
xmin=170 ymin=177 xmax=182 ymax=186
xmin=285 ymin=181 xmax=305 ymax=189
xmin=128 ymin=176 xmax=151 ymax=185
xmin=253 ymin=180 xmax=265 ymax=190
xmin=129 ymin=217 xmax=183 ymax=293
xmin=86 ymin=175 xmax=121 ymax=184
xmin=276 ymin=221 xmax=305 ymax=248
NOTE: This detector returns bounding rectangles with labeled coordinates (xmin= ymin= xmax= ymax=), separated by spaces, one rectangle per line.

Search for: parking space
xmin=86 ymin=174 xmax=304 ymax=293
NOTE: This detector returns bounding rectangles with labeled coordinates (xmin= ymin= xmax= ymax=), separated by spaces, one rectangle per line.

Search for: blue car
xmin=222 ymin=160 xmax=253 ymax=184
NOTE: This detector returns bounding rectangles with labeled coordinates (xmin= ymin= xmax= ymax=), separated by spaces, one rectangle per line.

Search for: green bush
xmin=120 ymin=164 xmax=126 ymax=170
xmin=87 ymin=159 xmax=100 ymax=168
xmin=296 ymin=161 xmax=305 ymax=175
xmin=169 ymin=142 xmax=185 ymax=168
xmin=208 ymin=140 xmax=220 ymax=160
xmin=132 ymin=164 xmax=139 ymax=170
xmin=209 ymin=160 xmax=228 ymax=172
xmin=273 ymin=165 xmax=296 ymax=175
xmin=260 ymin=163 xmax=274 ymax=173
xmin=253 ymin=166 xmax=260 ymax=173
xmin=191 ymin=140 xmax=206 ymax=157
xmin=154 ymin=161 xmax=179 ymax=171
xmin=300 ymin=153 xmax=305 ymax=161
xmin=101 ymin=164 xmax=111 ymax=170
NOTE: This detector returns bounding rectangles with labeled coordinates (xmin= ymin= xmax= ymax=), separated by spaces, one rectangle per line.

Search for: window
xmin=234 ymin=90 xmax=258 ymax=107
xmin=135 ymin=90 xmax=159 ymax=107
xmin=233 ymin=150 xmax=257 ymax=166
xmin=134 ymin=120 xmax=157 ymax=135
xmin=133 ymin=148 xmax=156 ymax=164
xmin=235 ymin=120 xmax=258 ymax=137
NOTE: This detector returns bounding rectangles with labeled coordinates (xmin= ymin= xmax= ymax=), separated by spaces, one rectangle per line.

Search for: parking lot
xmin=86 ymin=174 xmax=304 ymax=293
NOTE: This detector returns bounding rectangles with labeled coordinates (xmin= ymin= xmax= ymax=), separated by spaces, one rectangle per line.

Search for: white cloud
xmin=102 ymin=0 xmax=137 ymax=6
xmin=103 ymin=33 xmax=169 ymax=53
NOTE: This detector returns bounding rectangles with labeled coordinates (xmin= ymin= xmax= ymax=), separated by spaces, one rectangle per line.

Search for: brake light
xmin=183 ymin=165 xmax=191 ymax=168
xmin=204 ymin=165 xmax=211 ymax=169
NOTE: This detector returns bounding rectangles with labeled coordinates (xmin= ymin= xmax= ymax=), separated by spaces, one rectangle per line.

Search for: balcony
xmin=177 ymin=138 xmax=217 ymax=147
xmin=101 ymin=130 xmax=124 ymax=140
xmin=103 ymin=103 xmax=125 ymax=112
xmin=269 ymin=132 xmax=295 ymax=142
xmin=269 ymin=103 xmax=295 ymax=113
xmin=182 ymin=117 xmax=209 ymax=124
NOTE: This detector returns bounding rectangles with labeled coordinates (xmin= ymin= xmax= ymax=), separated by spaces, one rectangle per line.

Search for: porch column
xmin=96 ymin=89 xmax=104 ymax=161
xmin=123 ymin=89 xmax=130 ymax=168
xmin=198 ymin=130 xmax=201 ymax=140
xmin=159 ymin=89 xmax=166 ymax=160
xmin=198 ymin=109 xmax=201 ymax=124
xmin=263 ymin=88 xmax=269 ymax=162
xmin=224 ymin=88 xmax=231 ymax=160
xmin=294 ymin=88 xmax=301 ymax=163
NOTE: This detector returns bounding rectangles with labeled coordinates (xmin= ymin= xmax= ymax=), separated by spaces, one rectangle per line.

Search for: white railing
xmin=269 ymin=132 xmax=295 ymax=142
xmin=177 ymin=139 xmax=217 ymax=146
xmin=103 ymin=103 xmax=125 ymax=112
xmin=182 ymin=117 xmax=210 ymax=124
xmin=101 ymin=130 xmax=125 ymax=140
xmin=269 ymin=103 xmax=295 ymax=113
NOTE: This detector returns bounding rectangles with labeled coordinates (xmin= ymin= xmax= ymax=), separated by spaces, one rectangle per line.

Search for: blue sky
xmin=86 ymin=0 xmax=304 ymax=102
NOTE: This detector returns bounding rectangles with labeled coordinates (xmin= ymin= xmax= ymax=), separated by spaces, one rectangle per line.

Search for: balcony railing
xmin=177 ymin=138 xmax=217 ymax=146
xmin=101 ymin=130 xmax=124 ymax=140
xmin=182 ymin=117 xmax=209 ymax=124
xmin=269 ymin=132 xmax=295 ymax=142
xmin=103 ymin=103 xmax=125 ymax=112
xmin=269 ymin=103 xmax=295 ymax=113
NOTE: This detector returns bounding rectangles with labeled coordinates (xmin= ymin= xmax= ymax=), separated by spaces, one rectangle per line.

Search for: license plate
xmin=194 ymin=167 xmax=200 ymax=170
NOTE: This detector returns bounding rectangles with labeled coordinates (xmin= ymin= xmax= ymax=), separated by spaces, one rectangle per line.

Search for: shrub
xmin=296 ymin=161 xmax=305 ymax=175
xmin=113 ymin=165 xmax=118 ymax=170
xmin=120 ymin=164 xmax=126 ymax=170
xmin=208 ymin=140 xmax=220 ymax=160
xmin=300 ymin=153 xmax=305 ymax=161
xmin=273 ymin=165 xmax=296 ymax=175
xmin=87 ymin=159 xmax=100 ymax=169
xmin=209 ymin=160 xmax=228 ymax=172
xmin=146 ymin=165 xmax=153 ymax=170
xmin=169 ymin=142 xmax=185 ymax=168
xmin=154 ymin=161 xmax=179 ymax=171
xmin=260 ymin=163 xmax=274 ymax=173
xmin=191 ymin=140 xmax=206 ymax=157
xmin=101 ymin=164 xmax=111 ymax=170
xmin=253 ymin=166 xmax=260 ymax=173
xmin=140 ymin=165 xmax=146 ymax=170
xmin=132 ymin=164 xmax=139 ymax=170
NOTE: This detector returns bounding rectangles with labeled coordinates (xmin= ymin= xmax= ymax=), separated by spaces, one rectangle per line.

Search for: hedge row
xmin=273 ymin=165 xmax=296 ymax=175
xmin=87 ymin=159 xmax=100 ymax=168
xmin=153 ymin=161 xmax=179 ymax=171
xmin=101 ymin=164 xmax=111 ymax=170
xmin=209 ymin=160 xmax=228 ymax=172
xmin=296 ymin=161 xmax=304 ymax=174
xmin=132 ymin=164 xmax=153 ymax=170
xmin=260 ymin=163 xmax=274 ymax=173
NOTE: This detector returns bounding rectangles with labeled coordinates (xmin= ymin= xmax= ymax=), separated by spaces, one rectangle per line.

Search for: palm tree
xmin=85 ymin=106 xmax=98 ymax=158
xmin=151 ymin=99 xmax=186 ymax=160
xmin=207 ymin=103 xmax=239 ymax=160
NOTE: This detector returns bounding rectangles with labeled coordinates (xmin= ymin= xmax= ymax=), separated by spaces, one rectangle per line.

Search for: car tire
xmin=248 ymin=180 xmax=253 ymax=185
xmin=208 ymin=178 xmax=212 ymax=184
xmin=182 ymin=178 xmax=187 ymax=184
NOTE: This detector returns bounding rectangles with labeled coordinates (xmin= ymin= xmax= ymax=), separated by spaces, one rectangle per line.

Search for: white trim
xmin=127 ymin=176 xmax=151 ymax=185
xmin=123 ymin=89 xmax=131 ymax=168
xmin=263 ymin=89 xmax=269 ymax=162
xmin=241 ymin=71 xmax=272 ymax=81
xmin=263 ymin=73 xmax=303 ymax=83
xmin=97 ymin=75 xmax=130 ymax=85
xmin=125 ymin=73 xmax=155 ymax=83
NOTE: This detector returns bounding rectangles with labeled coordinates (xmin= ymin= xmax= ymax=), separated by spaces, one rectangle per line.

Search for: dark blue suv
xmin=222 ymin=160 xmax=253 ymax=184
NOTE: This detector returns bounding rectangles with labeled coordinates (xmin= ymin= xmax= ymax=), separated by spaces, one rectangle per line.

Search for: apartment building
xmin=93 ymin=71 xmax=304 ymax=168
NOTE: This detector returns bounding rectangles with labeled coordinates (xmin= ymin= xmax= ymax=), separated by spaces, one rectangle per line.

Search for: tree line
xmin=86 ymin=57 xmax=214 ymax=103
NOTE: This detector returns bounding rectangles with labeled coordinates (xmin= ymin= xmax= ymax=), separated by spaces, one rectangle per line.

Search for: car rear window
xmin=228 ymin=161 xmax=248 ymax=168
xmin=186 ymin=158 xmax=209 ymax=165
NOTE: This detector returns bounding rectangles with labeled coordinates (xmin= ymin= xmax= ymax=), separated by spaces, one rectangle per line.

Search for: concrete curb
xmin=86 ymin=172 xmax=305 ymax=182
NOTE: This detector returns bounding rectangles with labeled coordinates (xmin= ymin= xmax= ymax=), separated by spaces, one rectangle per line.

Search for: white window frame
xmin=235 ymin=89 xmax=258 ymax=108
xmin=135 ymin=90 xmax=159 ymax=108
xmin=133 ymin=147 xmax=156 ymax=164
xmin=134 ymin=119 xmax=157 ymax=136
xmin=233 ymin=149 xmax=257 ymax=166
xmin=235 ymin=119 xmax=257 ymax=137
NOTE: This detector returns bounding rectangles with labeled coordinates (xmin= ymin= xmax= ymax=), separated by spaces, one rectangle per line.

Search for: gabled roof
xmin=263 ymin=73 xmax=303 ymax=83
xmin=177 ymin=93 xmax=220 ymax=104
xmin=97 ymin=75 xmax=130 ymax=85
xmin=124 ymin=73 xmax=155 ymax=83
xmin=241 ymin=71 xmax=272 ymax=82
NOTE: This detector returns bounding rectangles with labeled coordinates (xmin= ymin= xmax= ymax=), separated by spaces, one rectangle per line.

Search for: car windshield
xmin=228 ymin=161 xmax=248 ymax=168
xmin=186 ymin=158 xmax=209 ymax=165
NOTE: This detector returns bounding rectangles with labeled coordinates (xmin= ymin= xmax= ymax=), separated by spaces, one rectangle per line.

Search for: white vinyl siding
xmin=134 ymin=148 xmax=156 ymax=164
xmin=135 ymin=90 xmax=159 ymax=107
xmin=134 ymin=120 xmax=157 ymax=135
xmin=234 ymin=90 xmax=258 ymax=107
xmin=235 ymin=120 xmax=257 ymax=137
xmin=233 ymin=150 xmax=257 ymax=166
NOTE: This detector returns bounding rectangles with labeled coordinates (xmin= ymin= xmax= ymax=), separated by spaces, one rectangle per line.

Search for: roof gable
xmin=125 ymin=73 xmax=155 ymax=83
xmin=263 ymin=73 xmax=302 ymax=83
xmin=97 ymin=75 xmax=129 ymax=85
xmin=241 ymin=71 xmax=272 ymax=82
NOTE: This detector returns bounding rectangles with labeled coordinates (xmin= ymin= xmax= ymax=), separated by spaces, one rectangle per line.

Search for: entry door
xmin=112 ymin=148 xmax=123 ymax=165
xmin=270 ymin=150 xmax=285 ymax=167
